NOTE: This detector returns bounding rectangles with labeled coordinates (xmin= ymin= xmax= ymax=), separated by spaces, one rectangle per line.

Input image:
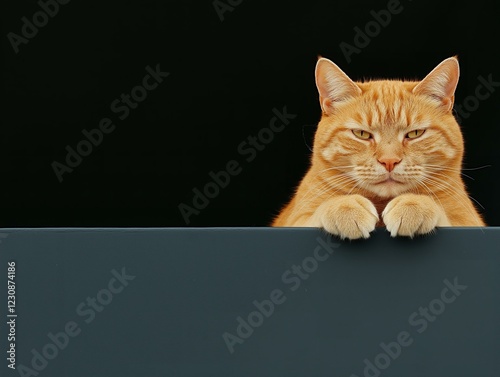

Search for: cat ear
xmin=413 ymin=57 xmax=460 ymax=111
xmin=315 ymin=57 xmax=362 ymax=115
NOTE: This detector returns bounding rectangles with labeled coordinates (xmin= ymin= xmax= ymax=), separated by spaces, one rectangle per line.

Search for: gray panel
xmin=0 ymin=227 xmax=499 ymax=377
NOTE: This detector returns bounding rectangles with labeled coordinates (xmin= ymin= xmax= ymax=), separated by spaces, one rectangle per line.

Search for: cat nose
xmin=378 ymin=157 xmax=401 ymax=172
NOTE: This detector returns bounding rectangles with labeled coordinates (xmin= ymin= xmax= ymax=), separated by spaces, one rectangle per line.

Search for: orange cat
xmin=272 ymin=57 xmax=485 ymax=239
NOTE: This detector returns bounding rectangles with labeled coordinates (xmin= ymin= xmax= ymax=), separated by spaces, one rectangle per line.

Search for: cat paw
xmin=382 ymin=194 xmax=441 ymax=237
xmin=319 ymin=195 xmax=379 ymax=240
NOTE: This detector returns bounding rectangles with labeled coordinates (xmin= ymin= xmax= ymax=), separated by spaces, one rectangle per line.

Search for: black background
xmin=3 ymin=0 xmax=499 ymax=227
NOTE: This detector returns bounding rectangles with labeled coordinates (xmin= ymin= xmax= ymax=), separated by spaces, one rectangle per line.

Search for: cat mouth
xmin=375 ymin=177 xmax=403 ymax=185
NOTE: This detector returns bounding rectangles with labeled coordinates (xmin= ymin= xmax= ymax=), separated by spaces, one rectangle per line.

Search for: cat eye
xmin=352 ymin=129 xmax=372 ymax=140
xmin=406 ymin=129 xmax=426 ymax=139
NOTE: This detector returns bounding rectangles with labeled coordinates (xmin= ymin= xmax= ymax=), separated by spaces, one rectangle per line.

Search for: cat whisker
xmin=291 ymin=174 xmax=356 ymax=218
xmin=424 ymin=171 xmax=486 ymax=210
xmin=420 ymin=165 xmax=475 ymax=180
xmin=421 ymin=164 xmax=492 ymax=180
xmin=422 ymin=163 xmax=492 ymax=171
xmin=421 ymin=175 xmax=485 ymax=228
xmin=415 ymin=180 xmax=447 ymax=219
xmin=346 ymin=179 xmax=364 ymax=196
xmin=461 ymin=165 xmax=492 ymax=171
xmin=316 ymin=165 xmax=357 ymax=174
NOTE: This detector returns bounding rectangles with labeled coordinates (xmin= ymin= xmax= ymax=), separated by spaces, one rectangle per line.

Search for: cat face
xmin=314 ymin=57 xmax=463 ymax=199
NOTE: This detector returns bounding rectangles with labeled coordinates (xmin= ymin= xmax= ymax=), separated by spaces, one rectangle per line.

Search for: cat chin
xmin=366 ymin=182 xmax=408 ymax=198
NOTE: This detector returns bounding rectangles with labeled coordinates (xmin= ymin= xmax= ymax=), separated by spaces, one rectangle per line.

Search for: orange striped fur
xmin=272 ymin=57 xmax=485 ymax=239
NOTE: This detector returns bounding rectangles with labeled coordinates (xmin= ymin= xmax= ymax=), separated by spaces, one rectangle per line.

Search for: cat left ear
xmin=413 ymin=57 xmax=460 ymax=112
xmin=315 ymin=57 xmax=362 ymax=115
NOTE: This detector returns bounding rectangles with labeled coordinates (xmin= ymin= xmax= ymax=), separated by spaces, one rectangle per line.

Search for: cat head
xmin=313 ymin=57 xmax=463 ymax=199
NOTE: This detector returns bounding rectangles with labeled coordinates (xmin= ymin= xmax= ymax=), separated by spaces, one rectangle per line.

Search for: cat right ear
xmin=413 ymin=57 xmax=460 ymax=112
xmin=315 ymin=57 xmax=362 ymax=115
